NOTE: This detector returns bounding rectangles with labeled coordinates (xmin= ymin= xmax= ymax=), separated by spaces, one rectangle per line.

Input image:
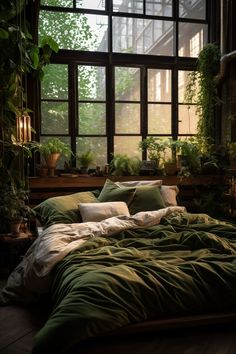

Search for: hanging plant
xmin=185 ymin=43 xmax=221 ymax=144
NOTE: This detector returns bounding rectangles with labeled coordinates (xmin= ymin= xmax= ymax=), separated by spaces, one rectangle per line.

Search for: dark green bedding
xmin=33 ymin=213 xmax=236 ymax=354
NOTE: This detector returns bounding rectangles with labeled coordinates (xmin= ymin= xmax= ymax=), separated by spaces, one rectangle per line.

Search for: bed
xmin=1 ymin=178 xmax=236 ymax=354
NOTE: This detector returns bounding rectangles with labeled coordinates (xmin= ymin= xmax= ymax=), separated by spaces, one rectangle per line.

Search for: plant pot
xmin=44 ymin=153 xmax=60 ymax=177
xmin=164 ymin=162 xmax=178 ymax=176
xmin=80 ymin=167 xmax=89 ymax=174
xmin=9 ymin=218 xmax=23 ymax=236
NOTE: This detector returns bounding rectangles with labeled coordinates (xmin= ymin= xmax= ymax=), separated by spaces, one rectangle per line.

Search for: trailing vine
xmin=185 ymin=43 xmax=221 ymax=144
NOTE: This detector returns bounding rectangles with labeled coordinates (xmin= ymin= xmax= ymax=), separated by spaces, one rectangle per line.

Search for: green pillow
xmin=98 ymin=179 xmax=135 ymax=204
xmin=129 ymin=185 xmax=166 ymax=215
xmin=34 ymin=191 xmax=98 ymax=227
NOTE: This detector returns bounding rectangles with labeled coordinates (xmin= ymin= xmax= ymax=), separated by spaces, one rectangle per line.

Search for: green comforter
xmin=33 ymin=213 xmax=236 ymax=354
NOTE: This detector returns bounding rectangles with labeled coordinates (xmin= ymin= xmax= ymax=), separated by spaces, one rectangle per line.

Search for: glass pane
xmin=115 ymin=103 xmax=140 ymax=134
xmin=41 ymin=64 xmax=68 ymax=100
xmin=148 ymin=69 xmax=171 ymax=102
xmin=179 ymin=0 xmax=206 ymax=20
xmin=178 ymin=105 xmax=199 ymax=134
xmin=146 ymin=0 xmax=172 ymax=16
xmin=39 ymin=11 xmax=108 ymax=51
xmin=178 ymin=70 xmax=191 ymax=103
xmin=41 ymin=102 xmax=68 ymax=134
xmin=78 ymin=66 xmax=106 ymax=101
xmin=76 ymin=0 xmax=105 ymax=10
xmin=148 ymin=104 xmax=171 ymax=134
xmin=76 ymin=137 xmax=107 ymax=167
xmin=79 ymin=103 xmax=106 ymax=135
xmin=41 ymin=0 xmax=73 ymax=6
xmin=40 ymin=136 xmax=71 ymax=169
xmin=113 ymin=17 xmax=174 ymax=55
xmin=115 ymin=67 xmax=140 ymax=101
xmin=178 ymin=22 xmax=207 ymax=57
xmin=114 ymin=136 xmax=141 ymax=157
xmin=113 ymin=0 xmax=143 ymax=13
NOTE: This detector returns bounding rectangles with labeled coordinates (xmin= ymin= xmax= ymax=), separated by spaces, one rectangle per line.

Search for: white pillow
xmin=79 ymin=202 xmax=130 ymax=222
xmin=115 ymin=180 xmax=162 ymax=187
xmin=160 ymin=185 xmax=179 ymax=206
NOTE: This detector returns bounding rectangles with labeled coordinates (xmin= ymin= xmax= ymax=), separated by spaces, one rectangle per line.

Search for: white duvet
xmin=0 ymin=206 xmax=185 ymax=304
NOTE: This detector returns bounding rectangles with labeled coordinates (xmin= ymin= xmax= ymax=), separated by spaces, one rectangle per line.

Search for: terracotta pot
xmin=44 ymin=153 xmax=60 ymax=177
xmin=9 ymin=218 xmax=23 ymax=236
xmin=164 ymin=162 xmax=178 ymax=175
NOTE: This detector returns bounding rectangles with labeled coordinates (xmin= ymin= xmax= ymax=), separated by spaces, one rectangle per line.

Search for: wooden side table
xmin=0 ymin=231 xmax=37 ymax=277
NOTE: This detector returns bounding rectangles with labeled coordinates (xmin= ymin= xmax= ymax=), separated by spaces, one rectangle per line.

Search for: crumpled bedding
xmin=2 ymin=206 xmax=236 ymax=354
xmin=0 ymin=206 xmax=185 ymax=304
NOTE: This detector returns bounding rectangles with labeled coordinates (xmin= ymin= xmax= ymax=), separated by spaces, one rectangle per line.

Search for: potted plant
xmin=171 ymin=138 xmax=202 ymax=177
xmin=0 ymin=176 xmax=32 ymax=236
xmin=36 ymin=138 xmax=72 ymax=177
xmin=109 ymin=154 xmax=141 ymax=176
xmin=139 ymin=137 xmax=168 ymax=169
xmin=76 ymin=150 xmax=94 ymax=174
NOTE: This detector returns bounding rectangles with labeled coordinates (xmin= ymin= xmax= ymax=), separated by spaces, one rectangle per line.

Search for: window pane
xmin=115 ymin=67 xmax=140 ymax=101
xmin=179 ymin=0 xmax=206 ymax=20
xmin=115 ymin=103 xmax=140 ymax=134
xmin=114 ymin=136 xmax=141 ymax=157
xmin=146 ymin=0 xmax=172 ymax=16
xmin=148 ymin=104 xmax=171 ymax=134
xmin=40 ymin=136 xmax=71 ymax=169
xmin=178 ymin=70 xmax=191 ymax=103
xmin=39 ymin=11 xmax=108 ymax=51
xmin=113 ymin=17 xmax=174 ymax=56
xmin=41 ymin=102 xmax=68 ymax=134
xmin=41 ymin=0 xmax=73 ymax=7
xmin=79 ymin=103 xmax=106 ymax=135
xmin=76 ymin=0 xmax=105 ymax=10
xmin=78 ymin=66 xmax=106 ymax=101
xmin=41 ymin=64 xmax=68 ymax=100
xmin=178 ymin=22 xmax=207 ymax=57
xmin=76 ymin=137 xmax=107 ymax=167
xmin=178 ymin=105 xmax=198 ymax=134
xmin=148 ymin=69 xmax=171 ymax=102
xmin=113 ymin=0 xmax=143 ymax=14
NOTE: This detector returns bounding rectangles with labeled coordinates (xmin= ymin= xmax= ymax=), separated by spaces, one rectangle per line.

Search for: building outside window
xmin=38 ymin=0 xmax=217 ymax=168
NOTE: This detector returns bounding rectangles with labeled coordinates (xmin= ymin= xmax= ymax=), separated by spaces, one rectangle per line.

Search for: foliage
xmin=36 ymin=138 xmax=72 ymax=157
xmin=171 ymin=138 xmax=202 ymax=176
xmin=0 ymin=0 xmax=59 ymax=199
xmin=185 ymin=43 xmax=221 ymax=144
xmin=139 ymin=137 xmax=169 ymax=161
xmin=227 ymin=142 xmax=236 ymax=160
xmin=77 ymin=150 xmax=94 ymax=168
xmin=0 ymin=165 xmax=32 ymax=233
xmin=109 ymin=154 xmax=141 ymax=176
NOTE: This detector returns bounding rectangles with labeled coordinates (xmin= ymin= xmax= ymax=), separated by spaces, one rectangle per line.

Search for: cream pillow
xmin=160 ymin=185 xmax=179 ymax=206
xmin=115 ymin=180 xmax=162 ymax=187
xmin=79 ymin=202 xmax=130 ymax=222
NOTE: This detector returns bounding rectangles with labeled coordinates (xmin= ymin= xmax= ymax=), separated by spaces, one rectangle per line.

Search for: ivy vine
xmin=185 ymin=43 xmax=221 ymax=144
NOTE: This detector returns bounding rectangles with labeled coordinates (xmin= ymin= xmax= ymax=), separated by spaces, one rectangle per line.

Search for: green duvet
xmin=33 ymin=213 xmax=236 ymax=354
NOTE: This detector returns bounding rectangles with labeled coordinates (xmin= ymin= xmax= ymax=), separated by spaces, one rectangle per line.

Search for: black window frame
xmin=36 ymin=0 xmax=220 ymax=168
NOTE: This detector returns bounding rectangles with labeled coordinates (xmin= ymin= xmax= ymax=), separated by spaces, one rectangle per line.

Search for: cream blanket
xmin=0 ymin=206 xmax=185 ymax=304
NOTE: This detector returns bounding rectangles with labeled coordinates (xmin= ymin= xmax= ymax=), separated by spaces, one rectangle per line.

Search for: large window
xmin=38 ymin=0 xmax=217 ymax=169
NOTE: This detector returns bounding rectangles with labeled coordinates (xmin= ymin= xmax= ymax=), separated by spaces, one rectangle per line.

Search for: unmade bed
xmin=1 ymin=179 xmax=236 ymax=354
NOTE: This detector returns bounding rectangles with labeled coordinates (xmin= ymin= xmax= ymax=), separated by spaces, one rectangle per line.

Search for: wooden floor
xmin=1 ymin=279 xmax=236 ymax=354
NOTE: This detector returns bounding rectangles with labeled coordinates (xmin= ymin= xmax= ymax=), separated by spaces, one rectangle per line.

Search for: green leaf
xmin=0 ymin=28 xmax=8 ymax=39
xmin=40 ymin=36 xmax=59 ymax=53
xmin=30 ymin=48 xmax=40 ymax=69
